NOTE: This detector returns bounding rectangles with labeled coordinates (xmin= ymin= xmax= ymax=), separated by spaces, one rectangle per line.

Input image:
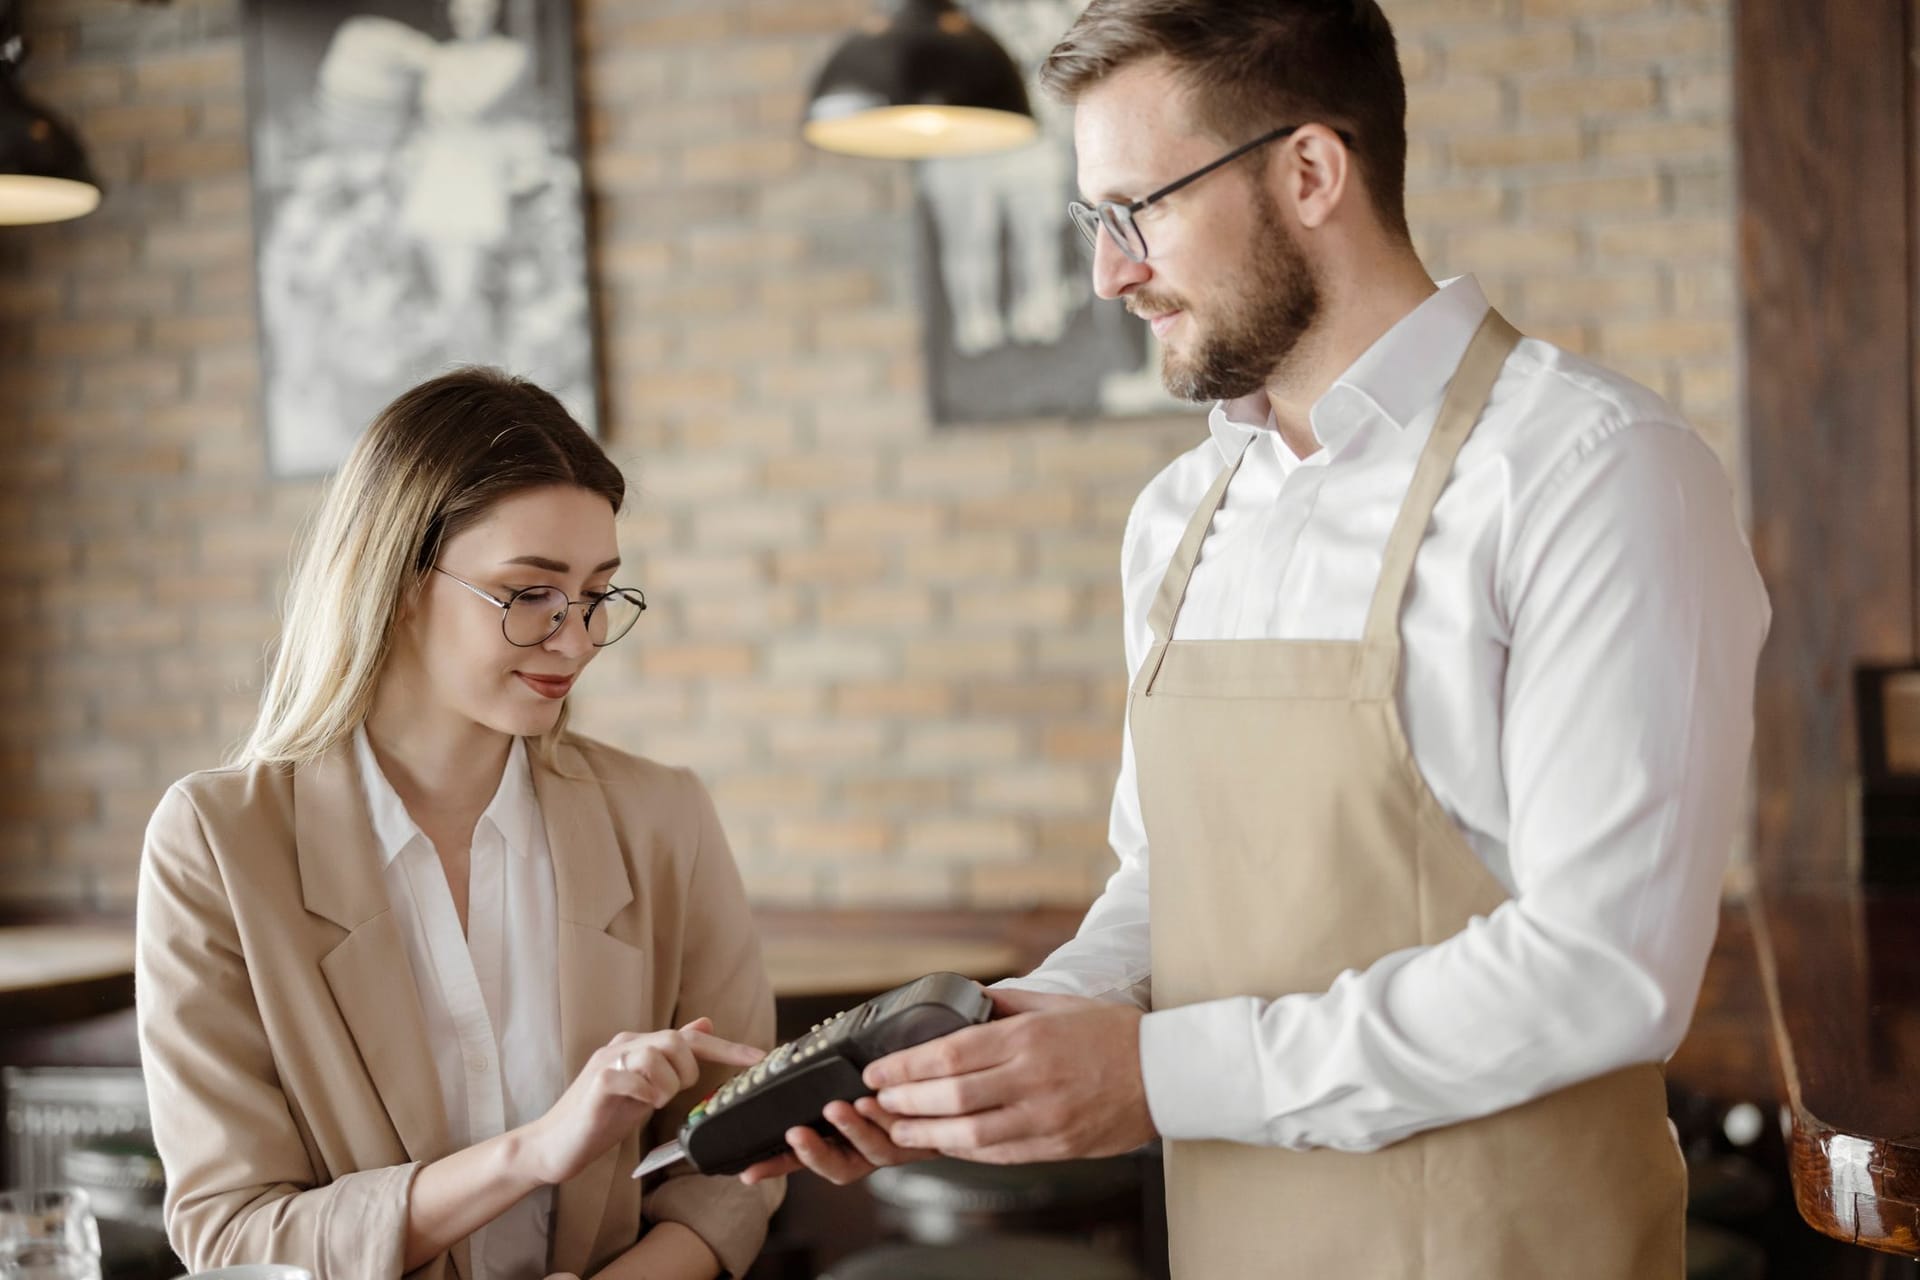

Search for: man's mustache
xmin=1126 ymin=294 xmax=1185 ymax=320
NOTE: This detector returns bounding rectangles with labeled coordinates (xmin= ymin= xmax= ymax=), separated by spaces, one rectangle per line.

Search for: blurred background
xmin=0 ymin=0 xmax=1913 ymax=1277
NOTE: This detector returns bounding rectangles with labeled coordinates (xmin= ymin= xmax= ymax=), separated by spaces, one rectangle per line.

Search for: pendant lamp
xmin=0 ymin=5 xmax=102 ymax=225
xmin=803 ymin=0 xmax=1037 ymax=160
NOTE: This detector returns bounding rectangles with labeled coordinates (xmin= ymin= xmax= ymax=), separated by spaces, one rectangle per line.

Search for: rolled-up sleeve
xmin=137 ymin=783 xmax=426 ymax=1279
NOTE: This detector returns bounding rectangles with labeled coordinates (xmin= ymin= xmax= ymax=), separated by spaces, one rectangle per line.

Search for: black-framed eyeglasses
xmin=1068 ymin=123 xmax=1358 ymax=265
xmin=433 ymin=567 xmax=648 ymax=648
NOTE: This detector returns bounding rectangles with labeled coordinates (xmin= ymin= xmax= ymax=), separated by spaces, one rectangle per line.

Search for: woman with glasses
xmin=135 ymin=367 xmax=780 ymax=1280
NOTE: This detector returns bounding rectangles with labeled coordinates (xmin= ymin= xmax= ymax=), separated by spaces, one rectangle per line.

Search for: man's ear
xmin=1282 ymin=123 xmax=1353 ymax=231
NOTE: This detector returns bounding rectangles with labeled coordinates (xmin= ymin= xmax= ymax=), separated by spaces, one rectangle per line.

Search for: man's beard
xmin=1149 ymin=196 xmax=1322 ymax=403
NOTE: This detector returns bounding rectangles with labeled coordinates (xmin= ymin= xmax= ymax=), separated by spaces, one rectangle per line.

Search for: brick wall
xmin=0 ymin=0 xmax=1738 ymax=914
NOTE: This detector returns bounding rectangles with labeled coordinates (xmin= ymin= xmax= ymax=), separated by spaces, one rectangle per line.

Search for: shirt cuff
xmin=989 ymin=974 xmax=1081 ymax=995
xmin=1138 ymin=997 xmax=1269 ymax=1142
xmin=990 ymin=973 xmax=1151 ymax=1007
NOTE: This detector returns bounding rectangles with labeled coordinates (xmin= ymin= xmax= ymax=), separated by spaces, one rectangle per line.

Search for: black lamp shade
xmin=0 ymin=70 xmax=101 ymax=225
xmin=804 ymin=0 xmax=1037 ymax=159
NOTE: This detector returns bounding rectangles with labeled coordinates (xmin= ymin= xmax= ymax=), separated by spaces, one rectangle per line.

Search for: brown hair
xmin=240 ymin=366 xmax=624 ymax=767
xmin=1040 ymin=0 xmax=1410 ymax=240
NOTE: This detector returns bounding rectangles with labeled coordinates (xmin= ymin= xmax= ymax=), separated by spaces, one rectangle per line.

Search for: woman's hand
xmin=522 ymin=1017 xmax=765 ymax=1185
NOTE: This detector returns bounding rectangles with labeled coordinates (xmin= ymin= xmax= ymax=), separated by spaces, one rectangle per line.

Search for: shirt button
xmin=470 ymin=1054 xmax=489 ymax=1076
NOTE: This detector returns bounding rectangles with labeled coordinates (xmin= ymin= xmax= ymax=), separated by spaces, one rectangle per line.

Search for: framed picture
xmin=243 ymin=0 xmax=597 ymax=477
xmin=914 ymin=0 xmax=1182 ymax=424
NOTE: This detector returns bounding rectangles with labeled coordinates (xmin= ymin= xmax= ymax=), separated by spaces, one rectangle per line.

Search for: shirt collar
xmin=352 ymin=724 xmax=538 ymax=867
xmin=1206 ymin=274 xmax=1493 ymax=467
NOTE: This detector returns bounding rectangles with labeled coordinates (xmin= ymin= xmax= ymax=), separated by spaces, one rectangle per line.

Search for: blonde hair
xmin=239 ymin=367 xmax=625 ymax=768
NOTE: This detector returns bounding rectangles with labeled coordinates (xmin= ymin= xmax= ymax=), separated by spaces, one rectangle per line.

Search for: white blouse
xmin=354 ymin=727 xmax=566 ymax=1278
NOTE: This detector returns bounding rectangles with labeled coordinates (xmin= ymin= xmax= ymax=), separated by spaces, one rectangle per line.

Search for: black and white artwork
xmin=244 ymin=0 xmax=596 ymax=477
xmin=915 ymin=0 xmax=1182 ymax=424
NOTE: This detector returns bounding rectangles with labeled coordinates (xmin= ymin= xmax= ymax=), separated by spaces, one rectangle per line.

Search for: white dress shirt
xmin=354 ymin=727 xmax=566 ymax=1278
xmin=1001 ymin=276 xmax=1771 ymax=1153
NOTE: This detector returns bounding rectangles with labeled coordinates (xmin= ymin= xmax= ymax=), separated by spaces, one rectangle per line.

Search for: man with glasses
xmin=742 ymin=3 xmax=1768 ymax=1273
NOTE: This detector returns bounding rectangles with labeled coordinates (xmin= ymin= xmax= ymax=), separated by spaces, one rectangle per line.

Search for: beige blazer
xmin=135 ymin=733 xmax=783 ymax=1280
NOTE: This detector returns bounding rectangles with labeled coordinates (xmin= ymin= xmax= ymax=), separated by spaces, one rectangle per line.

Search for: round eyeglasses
xmin=434 ymin=567 xmax=647 ymax=648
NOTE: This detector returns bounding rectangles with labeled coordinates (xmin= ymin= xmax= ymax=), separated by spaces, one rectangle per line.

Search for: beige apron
xmin=1132 ymin=311 xmax=1687 ymax=1279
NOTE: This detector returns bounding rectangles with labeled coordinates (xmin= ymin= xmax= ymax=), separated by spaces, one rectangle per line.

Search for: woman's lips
xmin=516 ymin=672 xmax=575 ymax=700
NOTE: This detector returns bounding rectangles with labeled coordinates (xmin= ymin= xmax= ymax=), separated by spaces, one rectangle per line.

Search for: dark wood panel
xmin=1739 ymin=0 xmax=1916 ymax=882
xmin=1667 ymin=900 xmax=1779 ymax=1105
xmin=1751 ymin=885 xmax=1920 ymax=1257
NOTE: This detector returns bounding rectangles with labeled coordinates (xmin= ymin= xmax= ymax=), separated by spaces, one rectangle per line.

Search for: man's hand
xmin=864 ymin=988 xmax=1156 ymax=1164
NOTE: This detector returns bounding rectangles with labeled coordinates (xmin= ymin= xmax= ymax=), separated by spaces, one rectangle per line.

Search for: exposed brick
xmin=0 ymin=0 xmax=1744 ymax=917
xmin=1406 ymin=184 xmax=1507 ymax=225
xmin=767 ymin=636 xmax=894 ymax=682
xmin=1592 ymin=216 xmax=1731 ymax=261
xmin=1523 ymin=173 xmax=1663 ymax=218
xmin=817 ymin=586 xmax=936 ymax=631
xmin=689 ymin=501 xmax=811 ymax=551
xmin=1447 ymin=126 xmax=1584 ymax=169
xmin=830 ymin=863 xmax=960 ymax=905
xmin=1388 ymin=0 xmax=1512 ymax=33
xmin=1596 ymin=120 xmax=1726 ymax=160
xmin=965 ymin=862 xmax=1103 ymax=908
xmin=839 ymin=774 xmax=954 ymax=815
xmin=682 ymin=588 xmax=807 ymax=637
xmin=1595 ymin=317 xmax=1732 ymax=360
xmin=681 ymin=138 xmax=804 ymax=185
xmin=81 ymin=102 xmax=193 ymax=144
xmin=638 ymin=643 xmax=758 ymax=679
xmin=35 ymin=319 xmax=139 ymax=360
xmin=834 ymin=681 xmax=954 ymax=718
xmin=1588 ymin=15 xmax=1726 ymax=64
xmin=1522 ymin=0 xmax=1648 ymax=15
xmin=1447 ymin=27 xmax=1577 ymax=76
xmin=1665 ymin=71 xmax=1731 ymax=118
xmin=772 ymin=545 xmax=889 ymax=585
xmin=903 ymin=724 xmax=1026 ymax=766
xmin=1520 ymin=73 xmax=1659 ymax=120
xmin=140 ymin=137 xmax=247 ymax=182
xmin=130 ymin=45 xmax=242 ymax=98
xmin=902 ymin=817 xmax=1031 ymax=863
xmin=1443 ymin=225 xmax=1584 ymax=269
xmin=902 ymin=534 xmax=1023 ymax=583
xmin=768 ymin=721 xmax=891 ymax=761
xmin=1406 ymin=79 xmax=1505 ymax=130
xmin=966 ymin=678 xmax=1091 ymax=717
xmin=1043 ymin=723 xmax=1123 ymax=763
xmin=951 ymin=583 xmax=1079 ymax=629
xmin=904 ymin=636 xmax=1023 ymax=679
xmin=1521 ymin=271 xmax=1661 ymax=317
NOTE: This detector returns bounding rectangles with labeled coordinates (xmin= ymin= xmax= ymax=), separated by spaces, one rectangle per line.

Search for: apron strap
xmin=1145 ymin=434 xmax=1256 ymax=646
xmin=1141 ymin=306 xmax=1521 ymax=695
xmin=1359 ymin=308 xmax=1522 ymax=652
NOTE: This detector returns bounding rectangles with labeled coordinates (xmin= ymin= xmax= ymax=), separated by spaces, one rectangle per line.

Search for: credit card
xmin=631 ymin=1138 xmax=686 ymax=1180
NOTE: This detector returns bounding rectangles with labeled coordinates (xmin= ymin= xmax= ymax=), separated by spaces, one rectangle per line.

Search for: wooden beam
xmin=1739 ymin=0 xmax=1915 ymax=882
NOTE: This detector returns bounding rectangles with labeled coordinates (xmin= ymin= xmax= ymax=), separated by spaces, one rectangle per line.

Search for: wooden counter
xmin=0 ymin=924 xmax=136 ymax=1028
xmin=1751 ymin=885 xmax=1920 ymax=1258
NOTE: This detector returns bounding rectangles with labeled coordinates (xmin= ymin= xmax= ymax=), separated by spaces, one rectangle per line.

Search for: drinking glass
xmin=0 ymin=1190 xmax=102 ymax=1280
